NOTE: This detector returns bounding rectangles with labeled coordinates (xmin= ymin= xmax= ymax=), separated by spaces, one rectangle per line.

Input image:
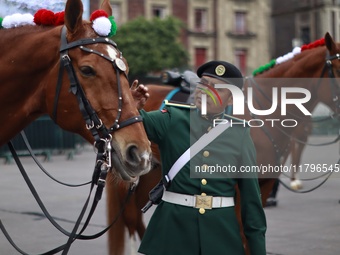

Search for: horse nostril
xmin=126 ymin=145 xmax=140 ymax=166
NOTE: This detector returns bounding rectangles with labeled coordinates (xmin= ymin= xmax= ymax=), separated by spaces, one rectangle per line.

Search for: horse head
xmin=0 ymin=0 xmax=152 ymax=181
xmin=55 ymin=0 xmax=152 ymax=181
xmin=320 ymin=32 xmax=340 ymax=117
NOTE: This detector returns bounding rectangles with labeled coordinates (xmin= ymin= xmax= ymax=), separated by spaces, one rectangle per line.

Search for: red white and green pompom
xmin=253 ymin=37 xmax=326 ymax=76
xmin=90 ymin=10 xmax=117 ymax=37
xmin=0 ymin=8 xmax=117 ymax=37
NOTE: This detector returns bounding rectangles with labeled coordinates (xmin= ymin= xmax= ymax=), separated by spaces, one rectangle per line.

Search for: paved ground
xmin=0 ymin=135 xmax=339 ymax=255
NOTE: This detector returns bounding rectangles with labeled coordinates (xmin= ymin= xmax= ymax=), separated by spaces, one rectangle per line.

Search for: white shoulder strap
xmin=164 ymin=120 xmax=231 ymax=183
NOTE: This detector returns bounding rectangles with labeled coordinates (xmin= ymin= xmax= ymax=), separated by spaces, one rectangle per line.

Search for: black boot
xmin=265 ymin=179 xmax=279 ymax=207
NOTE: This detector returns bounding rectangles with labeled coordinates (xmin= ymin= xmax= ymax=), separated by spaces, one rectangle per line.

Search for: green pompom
xmin=252 ymin=59 xmax=276 ymax=76
xmin=108 ymin=16 xmax=117 ymax=37
xmin=0 ymin=17 xmax=3 ymax=29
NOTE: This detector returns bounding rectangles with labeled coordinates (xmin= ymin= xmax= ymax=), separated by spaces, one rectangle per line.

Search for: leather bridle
xmin=317 ymin=52 xmax=340 ymax=117
xmin=0 ymin=26 xmax=142 ymax=255
xmin=54 ymin=26 xmax=143 ymax=162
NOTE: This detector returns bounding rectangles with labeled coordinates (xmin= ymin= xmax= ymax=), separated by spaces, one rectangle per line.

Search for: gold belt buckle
xmin=194 ymin=195 xmax=213 ymax=209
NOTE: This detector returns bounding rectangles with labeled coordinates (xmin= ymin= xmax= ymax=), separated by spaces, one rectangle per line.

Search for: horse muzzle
xmin=110 ymin=142 xmax=152 ymax=181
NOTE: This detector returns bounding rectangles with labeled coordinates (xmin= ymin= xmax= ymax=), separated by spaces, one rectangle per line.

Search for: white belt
xmin=162 ymin=190 xmax=234 ymax=209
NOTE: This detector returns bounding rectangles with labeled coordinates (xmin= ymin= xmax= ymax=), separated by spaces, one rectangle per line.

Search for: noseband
xmin=53 ymin=26 xmax=143 ymax=147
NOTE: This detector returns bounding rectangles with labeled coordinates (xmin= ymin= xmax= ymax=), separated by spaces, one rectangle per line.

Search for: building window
xmin=331 ymin=10 xmax=336 ymax=39
xmin=152 ymin=5 xmax=166 ymax=18
xmin=234 ymin=49 xmax=247 ymax=75
xmin=314 ymin=11 xmax=320 ymax=38
xmin=195 ymin=48 xmax=207 ymax=70
xmin=301 ymin=27 xmax=311 ymax=44
xmin=194 ymin=8 xmax=208 ymax=32
xmin=111 ymin=3 xmax=121 ymax=24
xmin=234 ymin=11 xmax=246 ymax=34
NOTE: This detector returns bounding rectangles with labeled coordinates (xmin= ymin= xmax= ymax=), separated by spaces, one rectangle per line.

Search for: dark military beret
xmin=197 ymin=60 xmax=244 ymax=89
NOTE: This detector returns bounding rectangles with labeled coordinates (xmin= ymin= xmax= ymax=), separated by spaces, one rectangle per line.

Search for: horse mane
xmin=253 ymin=38 xmax=326 ymax=78
xmin=0 ymin=25 xmax=54 ymax=37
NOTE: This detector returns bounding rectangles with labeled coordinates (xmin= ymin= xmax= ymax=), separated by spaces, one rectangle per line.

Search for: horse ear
xmin=325 ymin=32 xmax=336 ymax=52
xmin=101 ymin=0 xmax=113 ymax=16
xmin=64 ymin=0 xmax=84 ymax=34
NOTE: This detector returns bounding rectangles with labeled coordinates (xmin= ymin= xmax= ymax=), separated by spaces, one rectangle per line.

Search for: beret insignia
xmin=215 ymin=65 xmax=226 ymax=76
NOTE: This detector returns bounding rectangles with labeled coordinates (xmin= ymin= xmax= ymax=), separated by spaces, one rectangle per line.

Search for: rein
xmin=0 ymin=141 xmax=137 ymax=254
xmin=1 ymin=26 xmax=141 ymax=254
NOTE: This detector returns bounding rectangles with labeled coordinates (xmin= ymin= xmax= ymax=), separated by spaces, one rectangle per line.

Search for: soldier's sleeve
xmin=139 ymin=107 xmax=171 ymax=144
xmin=237 ymin=128 xmax=267 ymax=255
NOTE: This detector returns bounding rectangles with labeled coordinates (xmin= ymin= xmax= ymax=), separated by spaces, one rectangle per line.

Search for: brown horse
xmin=0 ymin=0 xmax=152 ymax=180
xmin=249 ymin=33 xmax=340 ymax=208
xmin=106 ymin=32 xmax=340 ymax=255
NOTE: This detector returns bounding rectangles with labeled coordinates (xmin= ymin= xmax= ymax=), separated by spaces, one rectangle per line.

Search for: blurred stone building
xmin=4 ymin=0 xmax=340 ymax=74
xmin=96 ymin=0 xmax=272 ymax=76
xmin=272 ymin=0 xmax=340 ymax=57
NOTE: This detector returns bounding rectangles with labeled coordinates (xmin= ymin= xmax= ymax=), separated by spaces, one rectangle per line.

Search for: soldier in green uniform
xmin=131 ymin=61 xmax=266 ymax=255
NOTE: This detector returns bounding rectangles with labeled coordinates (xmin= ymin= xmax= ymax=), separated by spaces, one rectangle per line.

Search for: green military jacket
xmin=138 ymin=101 xmax=266 ymax=255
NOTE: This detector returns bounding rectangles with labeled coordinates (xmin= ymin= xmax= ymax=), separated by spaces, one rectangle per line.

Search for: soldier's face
xmin=194 ymin=76 xmax=233 ymax=115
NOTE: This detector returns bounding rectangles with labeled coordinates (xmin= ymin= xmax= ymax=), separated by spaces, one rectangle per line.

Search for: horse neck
xmin=260 ymin=46 xmax=327 ymax=78
xmin=0 ymin=26 xmax=61 ymax=145
xmin=252 ymin=46 xmax=328 ymax=117
xmin=243 ymin=47 xmax=328 ymax=162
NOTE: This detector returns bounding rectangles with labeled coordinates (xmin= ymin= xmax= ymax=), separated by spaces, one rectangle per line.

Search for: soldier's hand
xmin=130 ymin=80 xmax=149 ymax=110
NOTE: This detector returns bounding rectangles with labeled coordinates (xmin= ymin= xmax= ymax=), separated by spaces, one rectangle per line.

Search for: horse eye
xmin=80 ymin=66 xmax=96 ymax=77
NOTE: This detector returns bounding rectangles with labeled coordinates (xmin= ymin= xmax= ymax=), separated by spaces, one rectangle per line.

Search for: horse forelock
xmin=65 ymin=20 xmax=93 ymax=40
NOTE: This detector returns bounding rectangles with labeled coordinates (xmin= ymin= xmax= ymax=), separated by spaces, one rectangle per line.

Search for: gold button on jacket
xmin=203 ymin=151 xmax=210 ymax=157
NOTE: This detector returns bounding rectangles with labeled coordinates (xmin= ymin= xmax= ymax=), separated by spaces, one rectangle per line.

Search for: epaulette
xmin=224 ymin=114 xmax=249 ymax=126
xmin=164 ymin=100 xmax=196 ymax=109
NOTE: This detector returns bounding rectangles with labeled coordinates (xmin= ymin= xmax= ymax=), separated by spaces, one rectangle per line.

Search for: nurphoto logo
xmin=199 ymin=83 xmax=312 ymax=128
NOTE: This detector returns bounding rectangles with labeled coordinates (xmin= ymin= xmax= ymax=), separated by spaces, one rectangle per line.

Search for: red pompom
xmin=301 ymin=38 xmax=325 ymax=51
xmin=41 ymin=10 xmax=55 ymax=25
xmin=34 ymin=9 xmax=48 ymax=25
xmin=34 ymin=9 xmax=55 ymax=26
xmin=54 ymin=11 xmax=65 ymax=26
xmin=316 ymin=38 xmax=325 ymax=46
xmin=90 ymin=10 xmax=108 ymax=21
